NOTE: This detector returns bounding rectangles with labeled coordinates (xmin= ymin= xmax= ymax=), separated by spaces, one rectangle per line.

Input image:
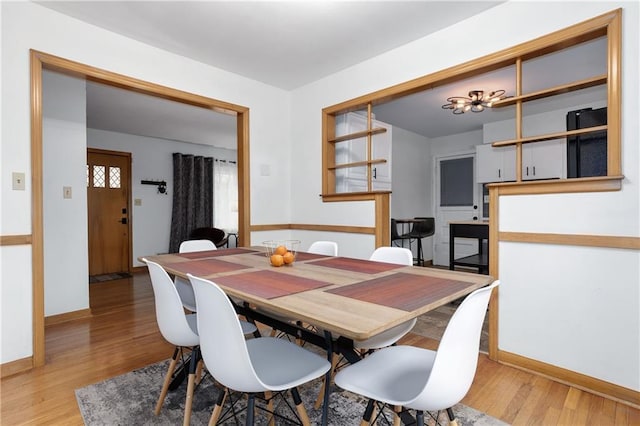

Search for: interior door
xmin=433 ymin=153 xmax=479 ymax=267
xmin=87 ymin=148 xmax=132 ymax=276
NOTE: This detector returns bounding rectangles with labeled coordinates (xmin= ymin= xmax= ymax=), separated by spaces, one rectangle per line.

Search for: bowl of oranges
xmin=263 ymin=240 xmax=300 ymax=267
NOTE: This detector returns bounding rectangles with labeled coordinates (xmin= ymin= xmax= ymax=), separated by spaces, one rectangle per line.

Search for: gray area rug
xmin=76 ymin=359 xmax=507 ymax=425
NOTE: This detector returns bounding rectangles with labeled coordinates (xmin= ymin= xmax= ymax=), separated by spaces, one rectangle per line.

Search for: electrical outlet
xmin=12 ymin=172 xmax=25 ymax=190
xmin=63 ymin=186 xmax=72 ymax=199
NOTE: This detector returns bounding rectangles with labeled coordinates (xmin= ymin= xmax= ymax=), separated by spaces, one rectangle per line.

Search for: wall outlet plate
xmin=12 ymin=172 xmax=25 ymax=190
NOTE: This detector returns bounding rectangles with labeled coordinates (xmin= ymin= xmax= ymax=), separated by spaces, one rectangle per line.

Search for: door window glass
xmin=440 ymin=157 xmax=473 ymax=206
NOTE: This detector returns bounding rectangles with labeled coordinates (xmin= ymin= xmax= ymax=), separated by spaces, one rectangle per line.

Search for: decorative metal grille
xmin=93 ymin=165 xmax=105 ymax=188
xmin=109 ymin=167 xmax=121 ymax=188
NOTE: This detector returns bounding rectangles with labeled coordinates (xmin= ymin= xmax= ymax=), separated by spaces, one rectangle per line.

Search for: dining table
xmin=141 ymin=246 xmax=494 ymax=424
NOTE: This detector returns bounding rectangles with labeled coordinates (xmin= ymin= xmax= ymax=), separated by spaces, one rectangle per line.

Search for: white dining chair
xmin=188 ymin=274 xmax=331 ymax=425
xmin=146 ymin=259 xmax=257 ymax=426
xmin=315 ymin=246 xmax=415 ymax=410
xmin=356 ymin=246 xmax=416 ymax=351
xmin=145 ymin=258 xmax=201 ymax=426
xmin=334 ymin=281 xmax=499 ymax=426
xmin=175 ymin=239 xmax=216 ymax=312
xmin=307 ymin=241 xmax=338 ymax=256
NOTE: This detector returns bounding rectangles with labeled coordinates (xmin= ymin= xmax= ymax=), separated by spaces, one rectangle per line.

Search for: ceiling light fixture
xmin=442 ymin=89 xmax=506 ymax=114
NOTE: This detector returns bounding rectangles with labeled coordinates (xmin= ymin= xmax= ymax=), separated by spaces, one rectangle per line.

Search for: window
xmin=440 ymin=157 xmax=474 ymax=207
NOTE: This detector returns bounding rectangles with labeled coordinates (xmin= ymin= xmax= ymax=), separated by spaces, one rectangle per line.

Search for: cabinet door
xmin=476 ymin=144 xmax=501 ymax=183
xmin=476 ymin=144 xmax=515 ymax=183
xmin=335 ymin=112 xmax=392 ymax=187
xmin=522 ymin=140 xmax=565 ymax=180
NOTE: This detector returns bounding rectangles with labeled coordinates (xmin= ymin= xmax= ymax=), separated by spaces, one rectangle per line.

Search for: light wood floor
xmin=1 ymin=273 xmax=638 ymax=425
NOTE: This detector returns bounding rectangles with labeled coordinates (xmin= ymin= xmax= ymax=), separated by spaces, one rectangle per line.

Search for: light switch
xmin=12 ymin=172 xmax=25 ymax=190
xmin=63 ymin=186 xmax=72 ymax=199
xmin=134 ymin=198 xmax=142 ymax=206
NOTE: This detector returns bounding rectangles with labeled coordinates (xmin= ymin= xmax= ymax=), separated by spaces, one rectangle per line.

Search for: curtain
xmin=214 ymin=159 xmax=239 ymax=233
xmin=169 ymin=153 xmax=213 ymax=253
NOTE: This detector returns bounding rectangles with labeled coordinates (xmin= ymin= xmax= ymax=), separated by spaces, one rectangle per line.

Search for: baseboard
xmin=45 ymin=308 xmax=92 ymax=327
xmin=1 ymin=356 xmax=32 ymax=378
xmin=498 ymin=349 xmax=640 ymax=409
xmin=132 ymin=265 xmax=147 ymax=274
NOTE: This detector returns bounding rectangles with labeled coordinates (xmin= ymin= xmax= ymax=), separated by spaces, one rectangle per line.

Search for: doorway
xmin=31 ymin=50 xmax=251 ymax=367
xmin=87 ymin=148 xmax=132 ymax=277
xmin=433 ymin=152 xmax=479 ymax=267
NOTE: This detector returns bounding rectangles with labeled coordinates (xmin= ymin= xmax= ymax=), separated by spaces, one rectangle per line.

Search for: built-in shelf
xmin=493 ymin=75 xmax=607 ymax=108
xmin=328 ymin=159 xmax=387 ymax=170
xmin=328 ymin=127 xmax=387 ymax=144
xmin=491 ymin=125 xmax=608 ymax=148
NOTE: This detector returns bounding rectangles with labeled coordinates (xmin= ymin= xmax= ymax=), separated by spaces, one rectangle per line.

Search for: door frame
xmin=86 ymin=148 xmax=133 ymax=275
xmin=30 ymin=50 xmax=251 ymax=367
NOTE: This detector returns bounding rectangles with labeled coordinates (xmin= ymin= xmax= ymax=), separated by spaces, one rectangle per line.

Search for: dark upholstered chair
xmin=189 ymin=227 xmax=229 ymax=248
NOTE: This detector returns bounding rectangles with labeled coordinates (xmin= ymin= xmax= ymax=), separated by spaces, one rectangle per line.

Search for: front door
xmin=433 ymin=153 xmax=479 ymax=267
xmin=87 ymin=148 xmax=132 ymax=276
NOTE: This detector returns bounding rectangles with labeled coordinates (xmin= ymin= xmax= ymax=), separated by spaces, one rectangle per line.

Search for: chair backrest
xmin=409 ymin=280 xmax=499 ymax=411
xmin=412 ymin=217 xmax=435 ymax=237
xmin=390 ymin=219 xmax=403 ymax=241
xmin=179 ymin=239 xmax=216 ymax=253
xmin=189 ymin=227 xmax=227 ymax=247
xmin=308 ymin=241 xmax=338 ymax=256
xmin=188 ymin=274 xmax=266 ymax=393
xmin=144 ymin=259 xmax=199 ymax=347
xmin=369 ymin=246 xmax=413 ymax=266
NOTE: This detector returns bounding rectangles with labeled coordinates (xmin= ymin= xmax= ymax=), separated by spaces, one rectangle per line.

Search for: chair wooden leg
xmin=195 ymin=359 xmax=204 ymax=385
xmin=183 ymin=348 xmax=200 ymax=426
xmin=183 ymin=372 xmax=196 ymax=426
xmin=360 ymin=399 xmax=375 ymax=426
xmin=209 ymin=388 xmax=228 ymax=426
xmin=314 ymin=352 xmax=338 ymax=409
xmin=155 ymin=348 xmax=179 ymax=415
xmin=291 ymin=387 xmax=311 ymax=426
xmin=447 ymin=407 xmax=459 ymax=426
xmin=264 ymin=391 xmax=275 ymax=426
xmin=393 ymin=405 xmax=402 ymax=426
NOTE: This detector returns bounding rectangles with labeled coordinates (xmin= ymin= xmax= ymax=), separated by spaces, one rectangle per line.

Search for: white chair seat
xmin=335 ymin=345 xmax=435 ymax=407
xmin=247 ymin=337 xmax=330 ymax=390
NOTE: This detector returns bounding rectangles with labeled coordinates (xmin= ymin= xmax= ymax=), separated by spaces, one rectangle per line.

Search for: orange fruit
xmin=270 ymin=254 xmax=284 ymax=267
xmin=283 ymin=251 xmax=295 ymax=264
xmin=274 ymin=245 xmax=287 ymax=256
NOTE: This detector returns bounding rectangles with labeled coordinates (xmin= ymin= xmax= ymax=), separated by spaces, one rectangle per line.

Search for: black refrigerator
xmin=566 ymin=107 xmax=607 ymax=178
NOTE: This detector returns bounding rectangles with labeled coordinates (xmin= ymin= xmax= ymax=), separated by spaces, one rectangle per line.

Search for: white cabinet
xmin=522 ymin=140 xmax=565 ymax=180
xmin=475 ymin=144 xmax=516 ymax=183
xmin=335 ymin=113 xmax=392 ymax=192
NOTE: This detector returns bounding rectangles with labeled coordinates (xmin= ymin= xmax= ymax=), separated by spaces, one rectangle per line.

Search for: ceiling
xmin=39 ymin=1 xmax=604 ymax=148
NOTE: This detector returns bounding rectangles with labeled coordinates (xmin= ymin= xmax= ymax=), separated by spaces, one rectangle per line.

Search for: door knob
xmin=120 ymin=218 xmax=127 ymax=224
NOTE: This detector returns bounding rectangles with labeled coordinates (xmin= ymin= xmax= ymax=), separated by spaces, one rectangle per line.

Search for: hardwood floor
xmin=1 ymin=273 xmax=638 ymax=425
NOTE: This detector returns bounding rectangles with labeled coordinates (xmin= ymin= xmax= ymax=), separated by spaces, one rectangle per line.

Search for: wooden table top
xmin=142 ymin=247 xmax=494 ymax=341
xmin=449 ymin=220 xmax=490 ymax=226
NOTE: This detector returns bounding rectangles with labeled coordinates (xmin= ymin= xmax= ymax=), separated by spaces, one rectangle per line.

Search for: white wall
xmin=87 ymin=128 xmax=237 ymax=267
xmin=288 ymin=1 xmax=639 ymax=392
xmin=42 ymin=71 xmax=89 ymax=317
xmin=390 ymin=127 xmax=431 ymax=260
xmin=1 ymin=1 xmax=290 ymax=363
